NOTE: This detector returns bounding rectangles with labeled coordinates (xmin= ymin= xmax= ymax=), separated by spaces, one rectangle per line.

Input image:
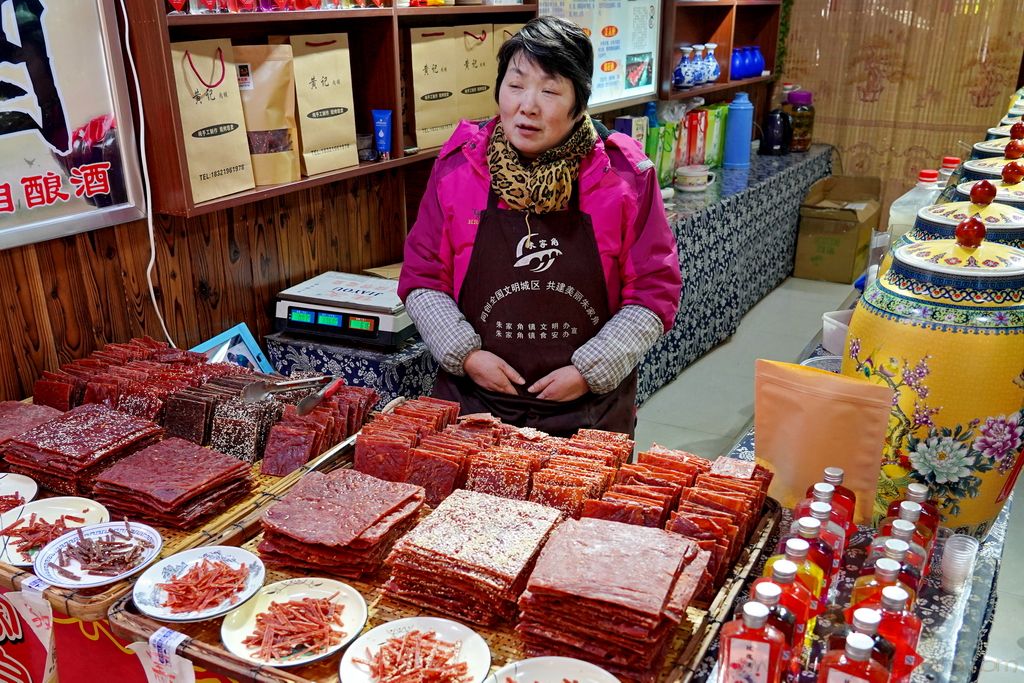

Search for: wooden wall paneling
xmin=74 ymin=228 xmax=136 ymax=347
xmin=32 ymin=237 xmax=102 ymax=367
xmin=242 ymin=199 xmax=292 ymax=341
xmin=0 ymin=247 xmax=59 ymax=397
xmin=113 ymin=220 xmax=164 ymax=344
xmin=153 ymin=212 xmax=204 ymax=347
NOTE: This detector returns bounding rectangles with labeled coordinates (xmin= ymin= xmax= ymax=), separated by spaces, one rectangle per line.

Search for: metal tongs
xmin=296 ymin=377 xmax=347 ymax=416
xmin=239 ymin=376 xmax=332 ymax=403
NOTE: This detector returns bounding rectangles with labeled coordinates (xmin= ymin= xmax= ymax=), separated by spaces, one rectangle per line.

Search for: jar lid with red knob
xmin=894 ymin=234 xmax=1024 ymax=277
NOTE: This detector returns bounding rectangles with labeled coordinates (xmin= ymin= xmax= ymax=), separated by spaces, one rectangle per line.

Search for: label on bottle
xmin=826 ymin=670 xmax=870 ymax=683
xmin=722 ymin=639 xmax=772 ymax=683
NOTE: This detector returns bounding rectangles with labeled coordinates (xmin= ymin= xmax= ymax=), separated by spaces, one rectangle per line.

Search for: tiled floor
xmin=636 ymin=276 xmax=1024 ymax=681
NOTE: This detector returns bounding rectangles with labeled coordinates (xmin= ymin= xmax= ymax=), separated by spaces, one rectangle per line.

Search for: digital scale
xmin=274 ymin=272 xmax=416 ymax=348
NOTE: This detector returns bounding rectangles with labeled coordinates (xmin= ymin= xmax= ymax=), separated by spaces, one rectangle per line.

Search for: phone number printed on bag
xmin=199 ymin=164 xmax=247 ymax=182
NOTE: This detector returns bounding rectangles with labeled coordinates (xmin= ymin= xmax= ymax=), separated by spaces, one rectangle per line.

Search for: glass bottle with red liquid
xmin=878 ymin=501 xmax=936 ymax=554
xmin=821 ymin=467 xmax=858 ymax=536
xmin=875 ymin=586 xmax=924 ymax=683
xmin=867 ymin=519 xmax=930 ymax=577
xmin=886 ymin=482 xmax=941 ymax=538
xmin=777 ymin=517 xmax=835 ymax=605
xmin=718 ymin=601 xmax=787 ymax=683
xmin=860 ymin=539 xmax=922 ymax=592
xmin=752 ymin=559 xmax=817 ymax=658
xmin=765 ymin=538 xmax=826 ymax=613
xmin=850 ymin=557 xmax=917 ymax=609
xmin=752 ymin=582 xmax=800 ymax=682
xmin=825 ymin=607 xmax=895 ymax=672
xmin=790 ymin=500 xmax=845 ymax=571
xmin=796 ymin=482 xmax=854 ymax=551
xmin=818 ymin=632 xmax=889 ymax=683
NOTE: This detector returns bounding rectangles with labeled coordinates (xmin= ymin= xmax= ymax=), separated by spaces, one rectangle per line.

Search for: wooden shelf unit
xmin=659 ymin=0 xmax=781 ymax=100
xmin=124 ymin=1 xmax=537 ymax=217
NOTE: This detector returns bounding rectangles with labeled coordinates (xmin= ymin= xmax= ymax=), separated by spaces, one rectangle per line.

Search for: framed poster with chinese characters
xmin=0 ymin=0 xmax=144 ymax=250
xmin=540 ymin=0 xmax=661 ymax=111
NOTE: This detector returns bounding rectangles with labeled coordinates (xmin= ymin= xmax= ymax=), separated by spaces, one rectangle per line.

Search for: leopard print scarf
xmin=487 ymin=117 xmax=597 ymax=214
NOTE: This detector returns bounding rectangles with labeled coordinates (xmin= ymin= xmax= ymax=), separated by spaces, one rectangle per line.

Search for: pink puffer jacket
xmin=398 ymin=118 xmax=681 ymax=331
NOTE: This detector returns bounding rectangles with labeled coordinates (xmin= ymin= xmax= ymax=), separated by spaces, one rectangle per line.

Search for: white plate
xmin=0 ymin=497 xmax=109 ymax=566
xmin=486 ymin=657 xmax=620 ymax=683
xmin=339 ymin=617 xmax=490 ymax=683
xmin=0 ymin=474 xmax=38 ymax=512
xmin=221 ymin=578 xmax=367 ymax=668
xmin=133 ymin=546 xmax=265 ymax=622
xmin=33 ymin=521 xmax=162 ymax=590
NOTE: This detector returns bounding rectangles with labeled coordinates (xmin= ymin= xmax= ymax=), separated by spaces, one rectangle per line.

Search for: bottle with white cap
xmin=851 ymin=557 xmax=918 ymax=609
xmin=867 ymin=519 xmax=930 ymax=576
xmin=794 ymin=482 xmax=854 ymax=546
xmin=825 ymin=607 xmax=897 ymax=670
xmin=718 ymin=601 xmax=787 ymax=683
xmin=818 ymin=632 xmax=890 ymax=683
xmin=777 ymin=517 xmax=837 ymax=606
xmin=764 ymin=537 xmax=826 ymax=611
xmin=879 ymin=500 xmax=936 ymax=553
xmin=886 ymin=482 xmax=941 ymax=537
xmin=861 ymin=538 xmax=922 ymax=590
xmin=752 ymin=559 xmax=817 ymax=655
xmin=752 ymin=582 xmax=800 ymax=680
xmin=789 ymin=501 xmax=845 ymax=572
xmin=806 ymin=467 xmax=858 ymax=535
xmin=876 ymin=586 xmax=925 ymax=681
xmin=887 ymin=170 xmax=942 ymax=241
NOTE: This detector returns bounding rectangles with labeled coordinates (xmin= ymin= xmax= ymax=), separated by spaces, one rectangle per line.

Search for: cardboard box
xmin=794 ymin=176 xmax=882 ymax=284
xmin=614 ymin=115 xmax=648 ymax=149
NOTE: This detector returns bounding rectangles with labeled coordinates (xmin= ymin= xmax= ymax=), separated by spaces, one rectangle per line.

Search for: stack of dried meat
xmin=261 ymin=385 xmax=378 ymax=476
xmin=92 ymin=437 xmax=253 ymax=528
xmin=0 ymin=402 xmax=62 ymax=451
xmin=385 ymin=489 xmax=562 ymax=625
xmin=1 ymin=404 xmax=163 ymax=495
xmin=210 ymin=398 xmax=284 ymax=463
xmin=258 ymin=469 xmax=423 ymax=578
xmin=517 ymin=517 xmax=710 ymax=682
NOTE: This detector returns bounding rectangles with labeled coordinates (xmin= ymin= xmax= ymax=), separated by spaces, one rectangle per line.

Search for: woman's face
xmin=498 ymin=53 xmax=579 ymax=160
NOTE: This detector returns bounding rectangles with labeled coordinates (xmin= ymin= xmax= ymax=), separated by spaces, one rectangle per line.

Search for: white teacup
xmin=675 ymin=165 xmax=716 ymax=192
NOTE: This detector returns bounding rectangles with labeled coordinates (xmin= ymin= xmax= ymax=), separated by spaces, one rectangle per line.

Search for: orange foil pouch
xmin=754 ymin=359 xmax=892 ymax=524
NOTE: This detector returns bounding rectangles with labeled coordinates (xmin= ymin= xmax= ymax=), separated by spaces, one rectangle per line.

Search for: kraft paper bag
xmin=234 ymin=45 xmax=300 ymax=186
xmin=493 ymin=22 xmax=525 ymax=59
xmin=754 ymin=359 xmax=893 ymax=524
xmin=456 ymin=24 xmax=496 ymax=122
xmin=286 ymin=34 xmax=359 ymax=175
xmin=409 ymin=27 xmax=458 ymax=148
xmin=170 ymin=39 xmax=255 ymax=204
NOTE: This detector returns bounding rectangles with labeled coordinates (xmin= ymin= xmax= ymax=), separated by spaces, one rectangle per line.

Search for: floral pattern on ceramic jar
xmin=842 ymin=236 xmax=1024 ymax=538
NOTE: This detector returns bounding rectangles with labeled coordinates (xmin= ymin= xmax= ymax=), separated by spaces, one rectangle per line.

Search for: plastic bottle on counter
xmin=718 ymin=601 xmax=787 ymax=683
xmin=886 ymin=482 xmax=941 ymax=538
xmin=787 ymin=90 xmax=815 ymax=152
xmin=866 ymin=519 xmax=929 ymax=577
xmin=789 ymin=501 xmax=845 ymax=574
xmin=938 ymin=156 xmax=961 ymax=189
xmin=723 ymin=92 xmax=755 ymax=169
xmin=752 ymin=560 xmax=816 ymax=658
xmin=806 ymin=467 xmax=858 ymax=543
xmin=858 ymin=539 xmax=922 ymax=592
xmin=878 ymin=501 xmax=936 ymax=554
xmin=794 ymin=483 xmax=854 ymax=550
xmin=776 ymin=518 xmax=835 ymax=609
xmin=887 ymin=170 xmax=941 ymax=240
xmin=850 ymin=557 xmax=917 ymax=610
xmin=818 ymin=632 xmax=890 ymax=683
xmin=764 ymin=538 xmax=826 ymax=613
xmin=825 ymin=607 xmax=897 ymax=672
xmin=874 ymin=586 xmax=924 ymax=683
xmin=753 ymin=582 xmax=800 ymax=682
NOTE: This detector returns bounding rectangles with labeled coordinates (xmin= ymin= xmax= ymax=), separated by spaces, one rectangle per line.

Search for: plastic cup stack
xmin=941 ymin=534 xmax=980 ymax=593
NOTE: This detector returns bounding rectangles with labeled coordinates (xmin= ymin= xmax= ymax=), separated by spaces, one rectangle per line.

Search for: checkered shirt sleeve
xmin=405 ymin=288 xmax=481 ymax=376
xmin=572 ymin=305 xmax=663 ymax=394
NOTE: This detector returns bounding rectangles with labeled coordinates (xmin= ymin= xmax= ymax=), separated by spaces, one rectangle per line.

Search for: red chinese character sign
xmin=0 ymin=0 xmax=143 ymax=250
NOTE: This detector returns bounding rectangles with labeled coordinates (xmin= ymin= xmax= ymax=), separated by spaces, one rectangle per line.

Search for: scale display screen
xmin=349 ymin=316 xmax=376 ymax=332
xmin=288 ymin=308 xmax=316 ymax=324
xmin=317 ymin=312 xmax=344 ymax=328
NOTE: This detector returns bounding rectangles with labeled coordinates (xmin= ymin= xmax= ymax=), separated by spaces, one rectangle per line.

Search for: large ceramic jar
xmin=894 ymin=201 xmax=1024 ymax=251
xmin=972 ymin=138 xmax=1012 ymax=160
xmin=842 ymin=234 xmax=1024 ymax=538
xmin=987 ymin=125 xmax=1016 ymax=140
xmin=955 ymin=179 xmax=1024 ymax=209
xmin=962 ymin=157 xmax=1016 ymax=182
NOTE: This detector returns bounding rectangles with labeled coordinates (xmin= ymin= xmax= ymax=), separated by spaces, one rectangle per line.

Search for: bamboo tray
xmin=0 ymin=434 xmax=357 ymax=622
xmin=107 ymin=496 xmax=781 ymax=682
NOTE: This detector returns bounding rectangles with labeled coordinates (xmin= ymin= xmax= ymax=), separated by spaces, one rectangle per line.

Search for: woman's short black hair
xmin=495 ymin=16 xmax=593 ymax=118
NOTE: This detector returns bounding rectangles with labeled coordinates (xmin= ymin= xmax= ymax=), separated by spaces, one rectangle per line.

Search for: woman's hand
xmin=528 ymin=365 xmax=590 ymax=402
xmin=463 ymin=350 xmax=525 ymax=395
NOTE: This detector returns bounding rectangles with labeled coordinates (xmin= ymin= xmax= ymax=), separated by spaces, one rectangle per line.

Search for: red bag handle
xmin=464 ymin=29 xmax=487 ymax=42
xmin=421 ymin=31 xmax=445 ymax=38
xmin=305 ymin=39 xmax=337 ymax=47
xmin=184 ymin=47 xmax=226 ymax=89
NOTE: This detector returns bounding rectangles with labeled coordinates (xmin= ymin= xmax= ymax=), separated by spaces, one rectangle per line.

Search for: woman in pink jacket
xmin=399 ymin=16 xmax=681 ymax=437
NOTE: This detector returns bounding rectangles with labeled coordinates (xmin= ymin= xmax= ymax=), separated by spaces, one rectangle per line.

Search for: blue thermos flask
xmin=723 ymin=92 xmax=754 ymax=169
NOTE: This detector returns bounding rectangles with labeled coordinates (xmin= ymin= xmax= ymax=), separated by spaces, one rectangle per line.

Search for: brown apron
xmin=432 ymin=184 xmax=637 ymax=437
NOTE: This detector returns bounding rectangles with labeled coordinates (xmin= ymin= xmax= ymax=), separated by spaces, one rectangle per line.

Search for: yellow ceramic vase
xmin=842 ymin=237 xmax=1024 ymax=538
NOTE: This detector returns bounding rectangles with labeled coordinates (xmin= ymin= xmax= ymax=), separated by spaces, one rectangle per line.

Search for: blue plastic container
xmin=723 ymin=92 xmax=754 ymax=169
